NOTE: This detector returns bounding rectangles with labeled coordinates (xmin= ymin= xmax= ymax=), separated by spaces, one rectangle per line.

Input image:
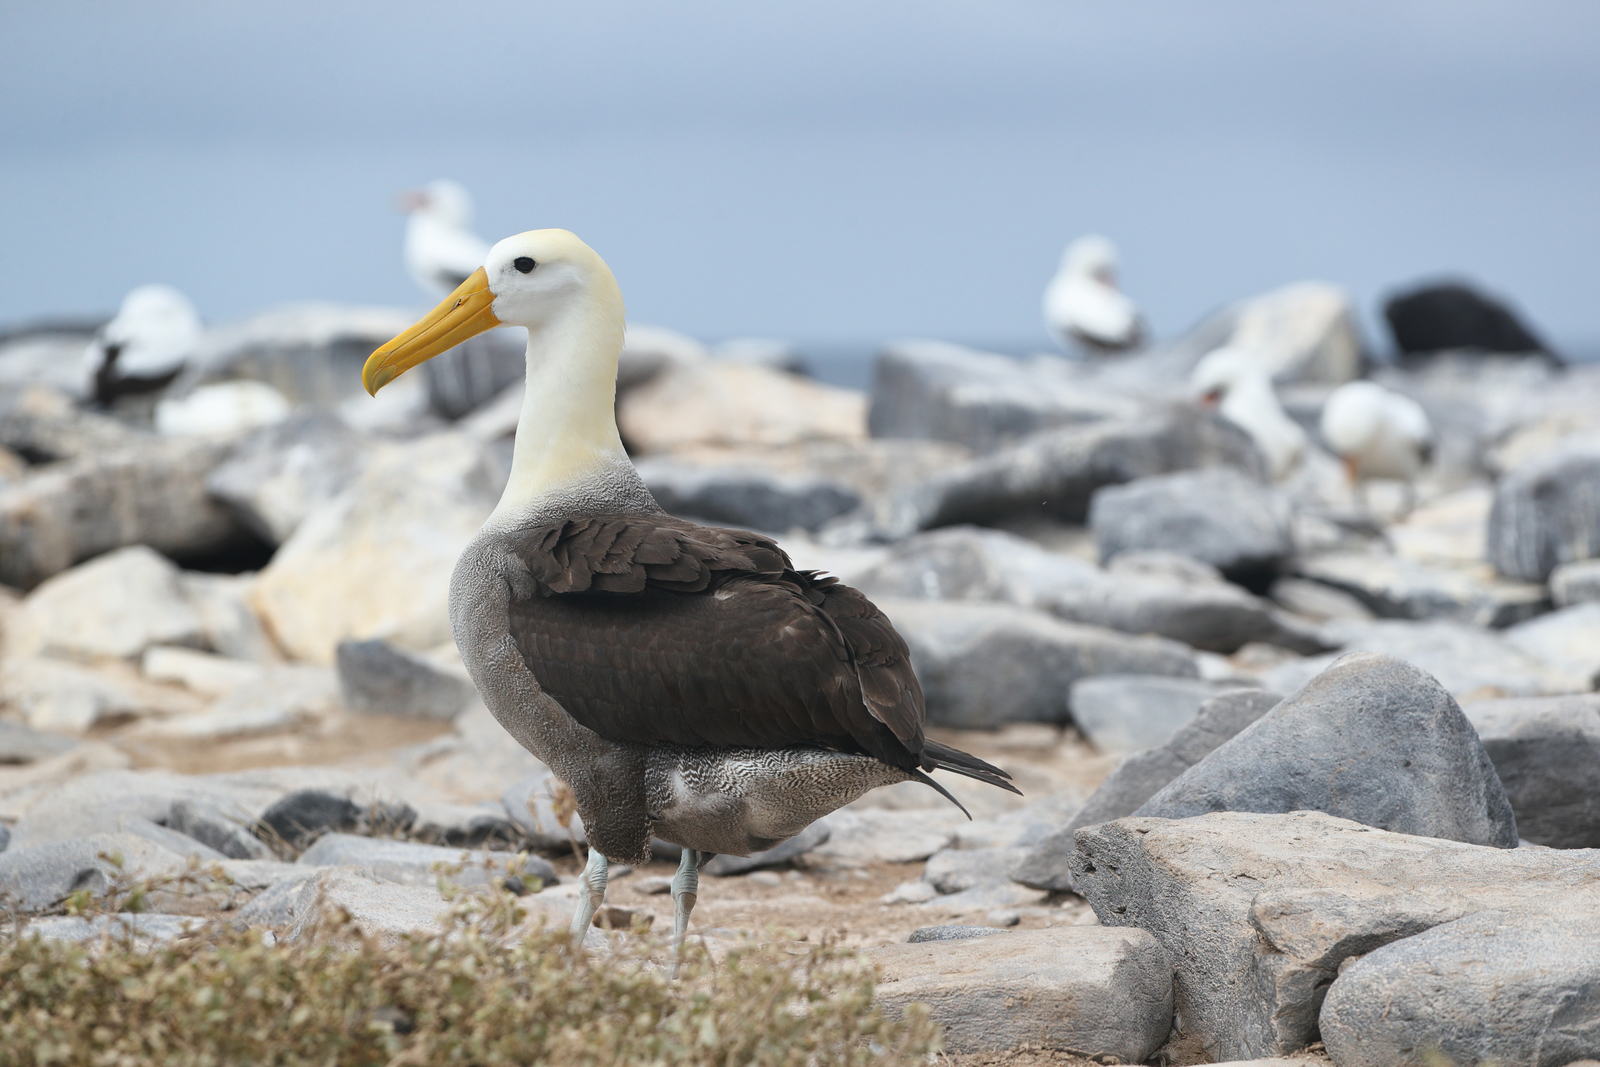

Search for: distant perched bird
xmin=1320 ymin=380 xmax=1434 ymax=506
xmin=1043 ymin=235 xmax=1143 ymax=353
xmin=82 ymin=285 xmax=202 ymax=407
xmin=401 ymin=179 xmax=492 ymax=297
xmin=1191 ymin=346 xmax=1308 ymax=482
xmin=361 ymin=229 xmax=1018 ymax=968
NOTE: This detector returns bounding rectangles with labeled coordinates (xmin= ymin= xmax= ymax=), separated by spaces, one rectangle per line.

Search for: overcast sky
xmin=3 ymin=1 xmax=1597 ymax=357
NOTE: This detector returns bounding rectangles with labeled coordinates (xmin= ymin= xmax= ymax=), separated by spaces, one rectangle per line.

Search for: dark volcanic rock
xmin=167 ymin=798 xmax=272 ymax=861
xmin=335 ymin=638 xmax=476 ymax=720
xmin=1136 ymin=651 xmax=1519 ymax=848
xmin=906 ymin=924 xmax=1007 ymax=944
xmin=1487 ymin=445 xmax=1600 ymax=582
xmin=868 ymin=340 xmax=1138 ymax=451
xmin=256 ymin=790 xmax=364 ymax=851
xmin=1466 ymin=694 xmax=1600 ymax=849
xmin=880 ymin=405 xmax=1263 ymax=536
xmin=1089 ymin=467 xmax=1291 ymax=581
xmin=1383 ymin=281 xmax=1549 ymax=358
xmin=875 ymin=597 xmax=1197 ymax=729
xmin=1320 ymin=887 xmax=1600 ymax=1067
xmin=637 ymin=459 xmax=861 ymax=533
xmin=1014 ymin=688 xmax=1280 ymax=892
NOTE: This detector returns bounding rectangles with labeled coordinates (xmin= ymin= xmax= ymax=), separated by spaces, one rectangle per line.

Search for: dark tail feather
xmin=917 ymin=738 xmax=1023 ymax=812
xmin=911 ymin=769 xmax=972 ymax=819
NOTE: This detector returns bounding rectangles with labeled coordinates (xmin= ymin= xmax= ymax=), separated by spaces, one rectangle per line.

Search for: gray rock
xmin=296 ymin=833 xmax=556 ymax=890
xmin=1136 ymin=652 xmax=1519 ymax=847
xmin=235 ymin=871 xmax=322 ymax=926
xmin=1269 ymin=575 xmax=1376 ymax=622
xmin=1014 ymin=688 xmax=1281 ymax=892
xmin=23 ymin=913 xmax=204 ymax=945
xmin=1553 ymin=558 xmax=1600 ymax=607
xmin=1089 ymin=467 xmax=1291 ymax=580
xmin=918 ymin=880 xmax=1048 ymax=914
xmin=12 ymin=545 xmax=207 ymax=660
xmin=1488 ymin=444 xmax=1600 ymax=582
xmin=1320 ymin=886 xmax=1600 ymax=1067
xmin=702 ymin=821 xmax=831 ymax=876
xmin=1466 ymin=694 xmax=1600 ymax=848
xmin=178 ymin=572 xmax=282 ymax=663
xmin=256 ymin=790 xmax=363 ymax=851
xmin=1069 ymin=675 xmax=1236 ymax=755
xmin=923 ymin=846 xmax=1031 ymax=894
xmin=335 ymin=638 xmax=475 ymax=720
xmin=907 ymin=924 xmax=1007 ymax=943
xmin=0 ymin=383 xmax=141 ymax=464
xmin=0 ymin=721 xmax=79 ymax=764
xmin=205 ymin=411 xmax=367 ymax=545
xmin=868 ymin=340 xmax=1139 ymax=451
xmin=953 ymin=788 xmax=1086 ymax=850
xmin=1503 ymin=602 xmax=1600 ymax=690
xmin=145 ymin=664 xmax=340 ymax=741
xmin=423 ymin=329 xmax=526 ymax=420
xmin=283 ymin=866 xmax=448 ymax=948
xmin=636 ymin=459 xmax=861 ymax=533
xmin=0 ymin=832 xmax=188 ymax=912
xmin=407 ymin=800 xmax=525 ymax=850
xmin=882 ymin=405 xmax=1264 ymax=535
xmin=0 ymin=823 xmax=10 ymax=853
xmin=854 ymin=527 xmax=1325 ymax=654
xmin=867 ymin=926 xmax=1173 ymax=1060
xmin=1293 ymin=551 xmax=1548 ymax=628
xmin=166 ymin=798 xmax=273 ymax=861
xmin=1072 ymin=810 xmax=1600 ymax=1061
xmin=813 ymin=808 xmax=958 ymax=865
xmin=0 ymin=436 xmax=244 ymax=589
xmin=500 ymin=772 xmax=587 ymax=851
xmin=876 ymin=597 xmax=1197 ymax=728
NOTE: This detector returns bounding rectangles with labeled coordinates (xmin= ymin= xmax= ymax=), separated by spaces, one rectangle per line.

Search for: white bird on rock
xmin=360 ymin=229 xmax=1019 ymax=971
xmin=1320 ymin=380 xmax=1433 ymax=508
xmin=82 ymin=284 xmax=202 ymax=407
xmin=1042 ymin=235 xmax=1143 ymax=353
xmin=1191 ymin=346 xmax=1308 ymax=481
xmin=401 ymin=179 xmax=492 ymax=297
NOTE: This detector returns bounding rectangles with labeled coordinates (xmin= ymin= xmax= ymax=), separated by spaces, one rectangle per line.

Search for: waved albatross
xmin=362 ymin=229 xmax=1018 ymax=962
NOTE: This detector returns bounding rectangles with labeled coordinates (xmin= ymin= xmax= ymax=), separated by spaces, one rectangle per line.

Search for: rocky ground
xmin=2 ymin=285 xmax=1600 ymax=1065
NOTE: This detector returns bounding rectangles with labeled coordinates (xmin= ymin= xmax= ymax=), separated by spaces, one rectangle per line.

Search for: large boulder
xmin=877 ymin=405 xmax=1263 ymax=535
xmin=1068 ymin=675 xmax=1237 ymax=755
xmin=205 ymin=411 xmax=368 ymax=545
xmin=1552 ymin=558 xmax=1600 ymax=607
xmin=251 ymin=432 xmax=498 ymax=663
xmin=1319 ymin=887 xmax=1600 ymax=1067
xmin=1089 ymin=467 xmax=1291 ymax=581
xmin=875 ymin=597 xmax=1197 ymax=728
xmin=617 ymin=359 xmax=866 ymax=453
xmin=0 ymin=832 xmax=190 ymax=912
xmin=1465 ymin=694 xmax=1600 ymax=849
xmin=852 ymin=527 xmax=1323 ymax=654
xmin=1293 ymin=551 xmax=1547 ymax=628
xmin=0 ymin=436 xmax=244 ymax=588
xmin=1014 ymin=688 xmax=1281 ymax=891
xmin=635 ymin=459 xmax=860 ymax=533
xmin=866 ymin=926 xmax=1173 ymax=1060
xmin=0 ymin=384 xmax=141 ymax=463
xmin=1383 ymin=280 xmax=1550 ymax=358
xmin=1502 ymin=602 xmax=1600 ymax=691
xmin=868 ymin=340 xmax=1139 ymax=451
xmin=1226 ymin=282 xmax=1365 ymax=384
xmin=1072 ymin=810 xmax=1600 ymax=1060
xmin=1487 ymin=445 xmax=1600 ymax=582
xmin=10 ymin=546 xmax=206 ymax=660
xmin=335 ymin=637 xmax=475 ymax=720
xmin=1135 ymin=652 xmax=1519 ymax=848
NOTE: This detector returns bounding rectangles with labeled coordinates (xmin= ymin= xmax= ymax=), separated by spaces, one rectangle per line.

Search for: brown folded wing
xmin=504 ymin=514 xmax=926 ymax=770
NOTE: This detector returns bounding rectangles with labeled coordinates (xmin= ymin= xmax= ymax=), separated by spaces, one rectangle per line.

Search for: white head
xmin=1060 ymin=235 xmax=1119 ymax=286
xmin=1190 ymin=346 xmax=1268 ymax=405
xmin=106 ymin=284 xmax=201 ymax=342
xmin=401 ymin=179 xmax=476 ymax=228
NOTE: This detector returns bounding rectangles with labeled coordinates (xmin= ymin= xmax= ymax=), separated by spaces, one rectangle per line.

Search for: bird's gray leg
xmin=570 ymin=847 xmax=608 ymax=943
xmin=669 ymin=847 xmax=702 ymax=978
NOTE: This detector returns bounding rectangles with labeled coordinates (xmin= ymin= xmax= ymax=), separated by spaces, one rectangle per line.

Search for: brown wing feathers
xmin=507 ymin=513 xmax=1014 ymax=792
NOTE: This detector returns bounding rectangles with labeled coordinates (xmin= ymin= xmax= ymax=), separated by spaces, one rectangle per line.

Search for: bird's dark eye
xmin=513 ymin=257 xmax=536 ymax=273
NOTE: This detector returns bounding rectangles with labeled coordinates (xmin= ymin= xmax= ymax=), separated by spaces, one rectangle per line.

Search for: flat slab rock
xmin=1320 ymin=885 xmax=1600 ymax=1067
xmin=1072 ymin=810 xmax=1600 ymax=1062
xmin=866 ymin=925 xmax=1173 ymax=1060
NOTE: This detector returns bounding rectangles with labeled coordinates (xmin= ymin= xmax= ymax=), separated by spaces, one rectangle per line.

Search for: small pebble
xmin=746 ymin=870 xmax=782 ymax=888
xmin=632 ymin=876 xmax=673 ymax=895
xmin=985 ymin=909 xmax=1021 ymax=927
xmin=880 ymin=880 xmax=937 ymax=904
xmin=594 ymin=904 xmax=653 ymax=930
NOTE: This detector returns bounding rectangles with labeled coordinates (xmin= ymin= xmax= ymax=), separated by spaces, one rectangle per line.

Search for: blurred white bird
xmin=401 ymin=179 xmax=491 ymax=297
xmin=1320 ymin=381 xmax=1434 ymax=505
xmin=1192 ymin=346 xmax=1308 ymax=481
xmin=82 ymin=284 xmax=202 ymax=407
xmin=1042 ymin=235 xmax=1143 ymax=353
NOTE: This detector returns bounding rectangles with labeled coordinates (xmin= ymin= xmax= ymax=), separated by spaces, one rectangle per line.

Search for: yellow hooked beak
xmin=362 ymin=267 xmax=500 ymax=395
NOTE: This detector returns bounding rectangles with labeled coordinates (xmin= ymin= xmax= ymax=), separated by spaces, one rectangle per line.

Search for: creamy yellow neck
xmin=491 ymin=292 xmax=634 ymax=523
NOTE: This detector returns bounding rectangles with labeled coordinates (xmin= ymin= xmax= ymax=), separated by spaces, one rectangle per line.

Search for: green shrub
xmin=0 ymin=865 xmax=938 ymax=1067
